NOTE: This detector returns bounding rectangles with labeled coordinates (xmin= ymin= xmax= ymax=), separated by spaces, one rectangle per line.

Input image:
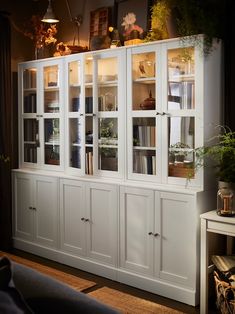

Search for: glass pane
xmin=44 ymin=118 xmax=60 ymax=165
xmin=23 ymin=68 xmax=37 ymax=113
xmin=24 ymin=91 xmax=36 ymax=113
xmin=71 ymin=146 xmax=81 ymax=168
xmin=98 ymin=86 xmax=117 ymax=112
xmin=168 ymin=48 xmax=195 ymax=110
xmin=133 ymin=118 xmax=156 ymax=147
xmin=44 ymin=90 xmax=59 ymax=113
xmin=85 ymin=56 xmax=93 ymax=83
xmin=98 ymin=57 xmax=117 ymax=82
xmin=44 ymin=65 xmax=58 ymax=87
xmin=132 ymin=52 xmax=156 ymax=111
xmin=69 ymin=61 xmax=81 ymax=86
xmin=69 ymin=61 xmax=81 ymax=112
xmin=23 ymin=68 xmax=36 ymax=89
xmin=23 ymin=118 xmax=37 ymax=163
xmin=85 ymin=87 xmax=93 ymax=113
xmin=132 ymin=53 xmax=155 ymax=80
xmin=70 ymin=118 xmax=81 ymax=168
xmin=98 ymin=118 xmax=118 ymax=172
xmin=168 ymin=117 xmax=195 ymax=178
xmin=133 ymin=117 xmax=156 ymax=175
xmin=85 ymin=116 xmax=93 ymax=144
xmin=133 ymin=150 xmax=156 ymax=175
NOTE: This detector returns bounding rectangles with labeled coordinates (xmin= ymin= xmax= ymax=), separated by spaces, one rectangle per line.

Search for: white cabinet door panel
xmin=120 ymin=186 xmax=154 ymax=276
xmin=155 ymin=191 xmax=196 ymax=288
xmin=60 ymin=179 xmax=86 ymax=256
xmin=34 ymin=176 xmax=58 ymax=247
xmin=13 ymin=174 xmax=34 ymax=241
xmin=86 ymin=183 xmax=118 ymax=265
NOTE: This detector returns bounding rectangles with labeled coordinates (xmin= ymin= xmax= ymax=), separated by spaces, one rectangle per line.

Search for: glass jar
xmin=217 ymin=181 xmax=235 ymax=216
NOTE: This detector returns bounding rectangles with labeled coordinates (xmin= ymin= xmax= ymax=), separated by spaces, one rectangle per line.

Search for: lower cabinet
xmin=119 ymin=185 xmax=198 ymax=304
xmin=12 ymin=171 xmax=201 ymax=305
xmin=60 ymin=179 xmax=118 ymax=266
xmin=12 ymin=172 xmax=58 ymax=248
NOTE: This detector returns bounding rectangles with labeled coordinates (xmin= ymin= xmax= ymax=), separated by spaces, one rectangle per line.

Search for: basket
xmin=214 ymin=270 xmax=235 ymax=314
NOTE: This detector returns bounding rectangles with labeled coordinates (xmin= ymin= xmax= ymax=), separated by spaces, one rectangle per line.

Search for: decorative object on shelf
xmin=109 ymin=27 xmax=121 ymax=48
xmin=217 ymin=181 xmax=234 ymax=217
xmin=54 ymin=42 xmax=71 ymax=56
xmin=138 ymin=60 xmax=155 ymax=78
xmin=121 ymin=12 xmax=144 ymax=45
xmin=90 ymin=35 xmax=111 ymax=51
xmin=140 ymin=91 xmax=155 ymax=110
xmin=65 ymin=0 xmax=88 ymax=53
xmin=89 ymin=7 xmax=111 ymax=50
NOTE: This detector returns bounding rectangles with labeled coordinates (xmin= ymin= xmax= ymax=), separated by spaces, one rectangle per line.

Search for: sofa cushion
xmin=0 ymin=256 xmax=33 ymax=313
xmin=12 ymin=261 xmax=120 ymax=314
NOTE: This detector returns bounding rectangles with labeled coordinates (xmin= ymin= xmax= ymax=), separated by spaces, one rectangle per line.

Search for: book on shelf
xmin=86 ymin=151 xmax=93 ymax=174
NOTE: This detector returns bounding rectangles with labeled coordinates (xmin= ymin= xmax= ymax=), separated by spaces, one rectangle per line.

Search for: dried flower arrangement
xmin=22 ymin=15 xmax=57 ymax=50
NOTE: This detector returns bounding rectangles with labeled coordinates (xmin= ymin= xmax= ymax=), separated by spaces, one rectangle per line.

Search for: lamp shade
xmin=41 ymin=0 xmax=59 ymax=23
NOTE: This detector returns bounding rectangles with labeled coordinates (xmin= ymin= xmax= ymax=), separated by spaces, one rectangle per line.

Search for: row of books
xmin=24 ymin=93 xmax=37 ymax=113
xmin=24 ymin=146 xmax=37 ymax=163
xmin=86 ymin=151 xmax=93 ymax=174
xmin=24 ymin=70 xmax=36 ymax=89
xmin=24 ymin=120 xmax=37 ymax=142
xmin=168 ymin=81 xmax=195 ymax=110
xmin=133 ymin=154 xmax=156 ymax=175
xmin=133 ymin=125 xmax=156 ymax=147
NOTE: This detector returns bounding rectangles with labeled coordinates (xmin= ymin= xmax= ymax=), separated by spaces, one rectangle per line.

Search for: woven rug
xmin=89 ymin=287 xmax=185 ymax=314
xmin=0 ymin=251 xmax=96 ymax=292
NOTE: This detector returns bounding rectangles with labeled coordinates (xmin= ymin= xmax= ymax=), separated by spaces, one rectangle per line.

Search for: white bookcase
xmin=13 ymin=36 xmax=222 ymax=306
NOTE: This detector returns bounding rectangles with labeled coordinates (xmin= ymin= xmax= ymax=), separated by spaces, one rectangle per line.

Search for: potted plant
xmin=195 ymin=128 xmax=235 ymax=183
xmin=194 ymin=128 xmax=235 ymax=215
xmin=145 ymin=0 xmax=226 ymax=55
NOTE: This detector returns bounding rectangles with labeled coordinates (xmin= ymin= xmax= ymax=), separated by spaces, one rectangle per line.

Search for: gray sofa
xmin=0 ymin=256 xmax=120 ymax=314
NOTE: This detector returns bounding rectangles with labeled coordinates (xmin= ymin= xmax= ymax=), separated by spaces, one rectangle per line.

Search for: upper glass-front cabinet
xmin=127 ymin=42 xmax=203 ymax=185
xmin=65 ymin=49 xmax=125 ymax=177
xmin=19 ymin=37 xmax=221 ymax=187
xmin=19 ymin=59 xmax=64 ymax=170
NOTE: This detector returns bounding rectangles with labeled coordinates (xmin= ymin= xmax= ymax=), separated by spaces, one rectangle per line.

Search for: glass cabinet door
xmin=43 ymin=64 xmax=61 ymax=166
xmin=97 ymin=56 xmax=119 ymax=173
xmin=84 ymin=55 xmax=94 ymax=174
xmin=68 ymin=60 xmax=82 ymax=170
xmin=129 ymin=49 xmax=158 ymax=180
xmin=167 ymin=47 xmax=195 ymax=179
xmin=22 ymin=68 xmax=38 ymax=164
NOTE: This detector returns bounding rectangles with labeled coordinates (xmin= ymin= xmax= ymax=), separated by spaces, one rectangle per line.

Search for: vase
xmin=35 ymin=45 xmax=44 ymax=60
xmin=217 ymin=181 xmax=235 ymax=216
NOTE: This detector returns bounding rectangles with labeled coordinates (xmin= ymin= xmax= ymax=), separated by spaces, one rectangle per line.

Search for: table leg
xmin=200 ymin=218 xmax=208 ymax=314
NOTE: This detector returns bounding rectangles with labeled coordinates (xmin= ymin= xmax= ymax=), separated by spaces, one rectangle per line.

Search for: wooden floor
xmin=9 ymin=249 xmax=218 ymax=314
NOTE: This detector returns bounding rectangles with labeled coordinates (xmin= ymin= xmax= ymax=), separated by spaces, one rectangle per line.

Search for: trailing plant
xmin=145 ymin=0 xmax=170 ymax=41
xmin=145 ymin=0 xmax=226 ymax=55
xmin=194 ymin=127 xmax=235 ymax=183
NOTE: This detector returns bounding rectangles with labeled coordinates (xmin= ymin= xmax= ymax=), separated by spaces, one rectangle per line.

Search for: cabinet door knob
xmin=156 ymin=112 xmax=160 ymax=115
xmin=85 ymin=218 xmax=90 ymax=222
xmin=29 ymin=206 xmax=33 ymax=210
xmin=81 ymin=217 xmax=85 ymax=221
xmin=80 ymin=113 xmax=84 ymax=116
xmin=154 ymin=233 xmax=160 ymax=237
xmin=148 ymin=232 xmax=153 ymax=235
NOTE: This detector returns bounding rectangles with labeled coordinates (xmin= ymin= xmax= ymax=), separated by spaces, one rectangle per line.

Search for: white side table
xmin=200 ymin=210 xmax=235 ymax=314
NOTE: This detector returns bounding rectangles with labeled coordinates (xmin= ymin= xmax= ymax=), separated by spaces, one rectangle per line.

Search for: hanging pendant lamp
xmin=41 ymin=0 xmax=59 ymax=23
